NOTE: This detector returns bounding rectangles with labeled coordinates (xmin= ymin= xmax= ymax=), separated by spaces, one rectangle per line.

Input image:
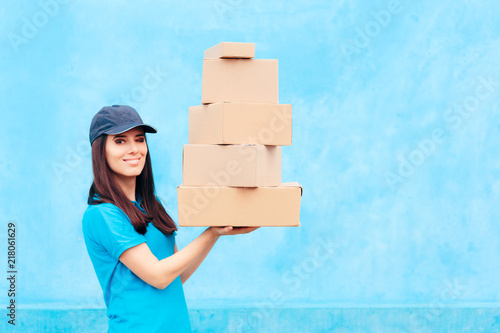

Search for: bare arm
xmin=176 ymin=236 xmax=217 ymax=284
xmin=119 ymin=227 xmax=218 ymax=289
xmin=177 ymin=226 xmax=259 ymax=284
xmin=119 ymin=226 xmax=259 ymax=289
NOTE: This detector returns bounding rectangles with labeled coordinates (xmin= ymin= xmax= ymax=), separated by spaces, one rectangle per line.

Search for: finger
xmin=235 ymin=227 xmax=259 ymax=233
xmin=222 ymin=226 xmax=233 ymax=233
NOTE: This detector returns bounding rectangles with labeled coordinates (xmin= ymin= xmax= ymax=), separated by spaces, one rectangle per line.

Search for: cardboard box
xmin=204 ymin=42 xmax=255 ymax=59
xmin=189 ymin=102 xmax=292 ymax=146
xmin=202 ymin=59 xmax=278 ymax=104
xmin=177 ymin=182 xmax=302 ymax=226
xmin=183 ymin=144 xmax=281 ymax=187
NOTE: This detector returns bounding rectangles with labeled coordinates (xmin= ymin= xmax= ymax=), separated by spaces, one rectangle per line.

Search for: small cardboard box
xmin=189 ymin=102 xmax=292 ymax=146
xmin=183 ymin=144 xmax=281 ymax=187
xmin=177 ymin=182 xmax=302 ymax=226
xmin=202 ymin=59 xmax=278 ymax=104
xmin=204 ymin=42 xmax=255 ymax=59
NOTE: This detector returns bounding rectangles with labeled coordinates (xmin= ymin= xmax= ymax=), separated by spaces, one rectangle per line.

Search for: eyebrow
xmin=113 ymin=134 xmax=145 ymax=138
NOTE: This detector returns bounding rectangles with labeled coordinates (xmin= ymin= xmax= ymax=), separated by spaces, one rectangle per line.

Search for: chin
xmin=129 ymin=169 xmax=145 ymax=177
xmin=114 ymin=166 xmax=145 ymax=178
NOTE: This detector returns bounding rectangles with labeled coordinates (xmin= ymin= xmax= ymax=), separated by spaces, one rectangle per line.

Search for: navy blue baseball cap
xmin=89 ymin=105 xmax=157 ymax=145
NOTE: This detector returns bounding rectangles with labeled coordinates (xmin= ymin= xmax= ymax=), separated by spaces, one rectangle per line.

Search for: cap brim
xmin=105 ymin=123 xmax=157 ymax=136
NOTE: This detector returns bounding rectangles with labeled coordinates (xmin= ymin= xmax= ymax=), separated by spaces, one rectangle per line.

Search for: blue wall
xmin=1 ymin=0 xmax=499 ymax=331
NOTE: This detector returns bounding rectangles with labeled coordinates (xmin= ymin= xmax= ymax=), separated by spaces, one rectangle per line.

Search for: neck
xmin=114 ymin=174 xmax=137 ymax=201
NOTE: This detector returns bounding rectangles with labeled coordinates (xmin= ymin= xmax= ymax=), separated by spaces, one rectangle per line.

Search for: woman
xmin=82 ymin=105 xmax=258 ymax=332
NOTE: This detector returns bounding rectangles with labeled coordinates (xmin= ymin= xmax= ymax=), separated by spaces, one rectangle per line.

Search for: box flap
xmin=281 ymin=182 xmax=303 ymax=196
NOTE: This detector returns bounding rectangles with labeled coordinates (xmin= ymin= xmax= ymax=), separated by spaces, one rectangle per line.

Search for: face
xmin=105 ymin=127 xmax=148 ymax=180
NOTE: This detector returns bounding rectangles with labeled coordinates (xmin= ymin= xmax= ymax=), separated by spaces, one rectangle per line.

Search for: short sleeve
xmin=85 ymin=204 xmax=146 ymax=260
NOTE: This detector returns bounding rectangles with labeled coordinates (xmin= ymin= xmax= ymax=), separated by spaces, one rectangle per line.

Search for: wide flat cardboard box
xmin=204 ymin=42 xmax=255 ymax=59
xmin=177 ymin=182 xmax=302 ymax=226
xmin=183 ymin=144 xmax=281 ymax=187
xmin=202 ymin=59 xmax=278 ymax=104
xmin=189 ymin=102 xmax=292 ymax=146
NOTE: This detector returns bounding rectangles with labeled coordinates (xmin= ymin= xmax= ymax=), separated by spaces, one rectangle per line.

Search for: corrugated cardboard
xmin=177 ymin=182 xmax=302 ymax=226
xmin=189 ymin=102 xmax=292 ymax=146
xmin=202 ymin=59 xmax=278 ymax=104
xmin=204 ymin=42 xmax=255 ymax=59
xmin=183 ymin=144 xmax=281 ymax=187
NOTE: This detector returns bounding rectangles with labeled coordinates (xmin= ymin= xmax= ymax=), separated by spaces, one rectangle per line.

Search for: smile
xmin=123 ymin=157 xmax=141 ymax=165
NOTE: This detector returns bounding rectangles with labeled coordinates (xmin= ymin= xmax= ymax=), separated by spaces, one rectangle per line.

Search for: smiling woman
xmin=105 ymin=129 xmax=148 ymax=186
xmin=81 ymin=105 xmax=259 ymax=333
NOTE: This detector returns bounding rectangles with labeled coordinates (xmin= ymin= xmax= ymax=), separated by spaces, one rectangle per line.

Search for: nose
xmin=129 ymin=140 xmax=139 ymax=154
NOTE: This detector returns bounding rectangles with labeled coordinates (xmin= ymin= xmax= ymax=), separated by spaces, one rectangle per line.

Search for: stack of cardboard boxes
xmin=177 ymin=42 xmax=302 ymax=227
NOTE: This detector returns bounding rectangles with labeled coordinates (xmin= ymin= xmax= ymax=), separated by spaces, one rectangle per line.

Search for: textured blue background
xmin=1 ymin=0 xmax=500 ymax=332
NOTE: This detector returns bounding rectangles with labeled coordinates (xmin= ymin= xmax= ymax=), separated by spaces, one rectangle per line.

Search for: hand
xmin=208 ymin=226 xmax=260 ymax=237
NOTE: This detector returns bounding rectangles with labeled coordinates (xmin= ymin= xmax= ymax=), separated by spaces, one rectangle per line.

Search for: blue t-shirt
xmin=82 ymin=199 xmax=191 ymax=332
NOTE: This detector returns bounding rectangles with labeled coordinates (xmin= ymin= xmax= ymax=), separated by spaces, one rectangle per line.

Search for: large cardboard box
xmin=202 ymin=59 xmax=278 ymax=104
xmin=177 ymin=182 xmax=302 ymax=226
xmin=189 ymin=102 xmax=292 ymax=146
xmin=204 ymin=42 xmax=255 ymax=59
xmin=183 ymin=144 xmax=281 ymax=187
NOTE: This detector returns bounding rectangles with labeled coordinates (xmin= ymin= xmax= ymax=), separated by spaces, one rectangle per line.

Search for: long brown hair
xmin=87 ymin=133 xmax=177 ymax=235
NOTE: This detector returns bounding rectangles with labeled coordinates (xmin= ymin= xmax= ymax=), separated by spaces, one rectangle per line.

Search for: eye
xmin=115 ymin=139 xmax=125 ymax=144
xmin=137 ymin=137 xmax=145 ymax=142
